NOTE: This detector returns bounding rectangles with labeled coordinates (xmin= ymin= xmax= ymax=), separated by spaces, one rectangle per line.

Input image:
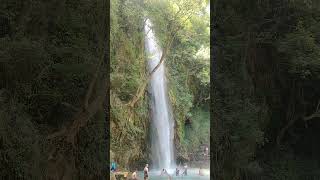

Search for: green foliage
xmin=0 ymin=101 xmax=43 ymax=179
xmin=278 ymin=21 xmax=320 ymax=78
xmin=184 ymin=108 xmax=210 ymax=151
xmin=213 ymin=0 xmax=320 ymax=179
xmin=0 ymin=0 xmax=108 ymax=178
xmin=145 ymin=0 xmax=210 ymax=164
xmin=110 ymin=0 xmax=150 ymax=170
xmin=111 ymin=0 xmax=145 ymax=102
xmin=110 ymin=0 xmax=210 ymax=169
xmin=77 ymin=109 xmax=107 ymax=178
xmin=145 ymin=0 xmax=208 ymax=46
xmin=264 ymin=153 xmax=320 ymax=180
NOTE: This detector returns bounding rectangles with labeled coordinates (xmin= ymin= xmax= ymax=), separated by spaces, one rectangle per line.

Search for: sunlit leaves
xmin=278 ymin=21 xmax=320 ymax=78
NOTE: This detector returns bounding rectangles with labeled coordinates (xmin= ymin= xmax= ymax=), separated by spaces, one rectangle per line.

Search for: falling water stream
xmin=145 ymin=19 xmax=175 ymax=170
xmin=143 ymin=18 xmax=210 ymax=179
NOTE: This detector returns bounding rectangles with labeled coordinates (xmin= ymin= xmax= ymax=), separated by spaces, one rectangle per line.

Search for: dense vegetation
xmin=110 ymin=0 xmax=149 ymax=170
xmin=146 ymin=0 xmax=210 ymax=165
xmin=213 ymin=0 xmax=320 ymax=179
xmin=6 ymin=0 xmax=320 ymax=179
xmin=110 ymin=0 xmax=210 ymax=170
xmin=0 ymin=0 xmax=108 ymax=179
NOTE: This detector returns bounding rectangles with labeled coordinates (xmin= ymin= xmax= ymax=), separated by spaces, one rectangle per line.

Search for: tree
xmin=127 ymin=0 xmax=208 ymax=108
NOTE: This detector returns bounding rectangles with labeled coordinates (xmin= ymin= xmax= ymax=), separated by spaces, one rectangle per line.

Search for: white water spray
xmin=144 ymin=19 xmax=175 ymax=170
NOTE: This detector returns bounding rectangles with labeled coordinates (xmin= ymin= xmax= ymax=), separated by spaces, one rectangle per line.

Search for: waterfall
xmin=144 ymin=19 xmax=175 ymax=170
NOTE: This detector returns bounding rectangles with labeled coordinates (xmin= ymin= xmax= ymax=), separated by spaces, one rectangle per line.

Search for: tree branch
xmin=304 ymin=112 xmax=320 ymax=121
xmin=126 ymin=5 xmax=195 ymax=108
xmin=304 ymin=100 xmax=320 ymax=121
xmin=127 ymin=32 xmax=176 ymax=108
xmin=83 ymin=61 xmax=102 ymax=110
xmin=276 ymin=83 xmax=297 ymax=146
xmin=47 ymin=0 xmax=108 ymax=144
xmin=61 ymin=102 xmax=80 ymax=112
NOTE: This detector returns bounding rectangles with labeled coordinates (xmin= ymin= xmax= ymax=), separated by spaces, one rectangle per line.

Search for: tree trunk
xmin=127 ymin=34 xmax=175 ymax=108
xmin=303 ymin=100 xmax=320 ymax=121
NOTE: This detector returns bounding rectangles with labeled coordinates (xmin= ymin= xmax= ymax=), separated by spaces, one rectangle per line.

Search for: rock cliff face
xmin=110 ymin=0 xmax=151 ymax=170
xmin=110 ymin=0 xmax=210 ymax=171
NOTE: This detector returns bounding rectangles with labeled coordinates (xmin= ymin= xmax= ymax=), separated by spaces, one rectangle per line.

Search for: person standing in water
xmin=205 ymin=146 xmax=209 ymax=156
xmin=131 ymin=169 xmax=138 ymax=180
xmin=183 ymin=163 xmax=188 ymax=176
xmin=160 ymin=168 xmax=167 ymax=176
xmin=144 ymin=164 xmax=149 ymax=180
xmin=160 ymin=168 xmax=172 ymax=180
xmin=175 ymin=167 xmax=180 ymax=176
xmin=199 ymin=167 xmax=204 ymax=176
xmin=110 ymin=162 xmax=117 ymax=172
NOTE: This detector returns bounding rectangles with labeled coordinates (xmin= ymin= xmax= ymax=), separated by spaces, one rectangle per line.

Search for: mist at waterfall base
xmin=145 ymin=19 xmax=175 ymax=170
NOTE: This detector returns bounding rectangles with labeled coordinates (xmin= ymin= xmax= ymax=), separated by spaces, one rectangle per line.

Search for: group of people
xmin=110 ymin=161 xmax=139 ymax=180
xmin=110 ymin=162 xmax=147 ymax=180
xmin=111 ymin=162 xmax=204 ymax=179
xmin=160 ymin=168 xmax=172 ymax=179
xmin=174 ymin=163 xmax=188 ymax=176
xmin=161 ymin=163 xmax=204 ymax=177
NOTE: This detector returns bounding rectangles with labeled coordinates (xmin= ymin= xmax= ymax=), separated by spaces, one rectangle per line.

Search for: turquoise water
xmin=137 ymin=169 xmax=210 ymax=180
